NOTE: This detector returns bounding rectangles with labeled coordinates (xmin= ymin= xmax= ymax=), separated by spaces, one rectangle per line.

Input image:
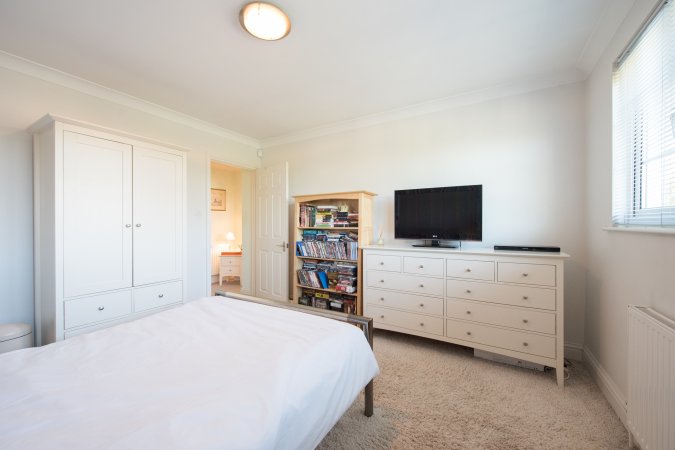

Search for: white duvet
xmin=0 ymin=297 xmax=379 ymax=449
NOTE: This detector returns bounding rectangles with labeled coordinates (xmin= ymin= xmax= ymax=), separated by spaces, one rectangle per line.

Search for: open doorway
xmin=210 ymin=161 xmax=245 ymax=296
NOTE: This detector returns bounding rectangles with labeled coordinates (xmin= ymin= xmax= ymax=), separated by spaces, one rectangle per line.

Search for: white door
xmin=63 ymin=131 xmax=132 ymax=297
xmin=255 ymin=162 xmax=289 ymax=301
xmin=133 ymin=146 xmax=183 ymax=286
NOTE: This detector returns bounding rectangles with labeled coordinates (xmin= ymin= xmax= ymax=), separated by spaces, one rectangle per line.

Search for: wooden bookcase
xmin=292 ymin=191 xmax=376 ymax=315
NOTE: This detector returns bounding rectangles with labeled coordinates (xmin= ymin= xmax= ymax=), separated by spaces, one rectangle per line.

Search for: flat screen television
xmin=394 ymin=185 xmax=482 ymax=248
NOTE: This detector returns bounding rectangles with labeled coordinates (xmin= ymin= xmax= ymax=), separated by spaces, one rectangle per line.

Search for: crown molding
xmin=260 ymin=68 xmax=587 ymax=149
xmin=0 ymin=51 xmax=260 ymax=148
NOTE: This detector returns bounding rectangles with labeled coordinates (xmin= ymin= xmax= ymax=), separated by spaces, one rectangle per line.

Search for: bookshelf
xmin=292 ymin=191 xmax=376 ymax=315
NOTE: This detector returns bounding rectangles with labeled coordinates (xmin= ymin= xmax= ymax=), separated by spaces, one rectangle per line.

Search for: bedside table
xmin=219 ymin=252 xmax=242 ymax=285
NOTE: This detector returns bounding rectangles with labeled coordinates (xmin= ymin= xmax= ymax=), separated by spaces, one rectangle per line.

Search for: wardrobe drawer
xmin=403 ymin=256 xmax=444 ymax=277
xmin=368 ymin=271 xmax=444 ymax=297
xmin=134 ymin=281 xmax=182 ymax=312
xmin=445 ymin=298 xmax=556 ymax=334
xmin=446 ymin=280 xmax=556 ymax=311
xmin=497 ymin=262 xmax=556 ymax=287
xmin=446 ymin=259 xmax=495 ymax=281
xmin=64 ymin=290 xmax=132 ymax=329
xmin=365 ymin=288 xmax=444 ymax=316
xmin=446 ymin=319 xmax=555 ymax=359
xmin=367 ymin=305 xmax=444 ymax=336
xmin=365 ymin=254 xmax=402 ymax=272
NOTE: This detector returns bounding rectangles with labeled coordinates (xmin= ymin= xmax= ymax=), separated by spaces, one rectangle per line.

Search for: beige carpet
xmin=317 ymin=330 xmax=627 ymax=450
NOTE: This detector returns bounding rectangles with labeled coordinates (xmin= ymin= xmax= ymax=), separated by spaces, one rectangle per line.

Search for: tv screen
xmin=395 ymin=185 xmax=482 ymax=245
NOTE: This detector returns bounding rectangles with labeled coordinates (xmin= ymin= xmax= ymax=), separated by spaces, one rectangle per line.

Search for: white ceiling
xmin=0 ymin=0 xmax=634 ymax=144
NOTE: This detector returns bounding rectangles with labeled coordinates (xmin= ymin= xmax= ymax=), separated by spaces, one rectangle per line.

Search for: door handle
xmin=276 ymin=241 xmax=287 ymax=252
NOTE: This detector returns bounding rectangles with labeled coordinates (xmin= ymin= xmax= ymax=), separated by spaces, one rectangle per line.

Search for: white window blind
xmin=612 ymin=0 xmax=675 ymax=227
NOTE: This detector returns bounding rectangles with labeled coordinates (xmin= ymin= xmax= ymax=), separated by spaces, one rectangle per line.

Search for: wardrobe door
xmin=63 ymin=131 xmax=133 ymax=297
xmin=132 ymin=146 xmax=183 ymax=286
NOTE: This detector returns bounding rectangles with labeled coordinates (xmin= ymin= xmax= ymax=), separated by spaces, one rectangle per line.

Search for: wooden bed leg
xmin=365 ymin=379 xmax=374 ymax=417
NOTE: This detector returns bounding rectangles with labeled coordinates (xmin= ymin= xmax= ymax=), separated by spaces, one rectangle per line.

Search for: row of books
xmin=302 ymin=229 xmax=357 ymax=242
xmin=296 ymin=265 xmax=357 ymax=293
xmin=298 ymin=204 xmax=359 ymax=228
xmin=296 ymin=240 xmax=358 ymax=260
xmin=298 ymin=288 xmax=356 ymax=314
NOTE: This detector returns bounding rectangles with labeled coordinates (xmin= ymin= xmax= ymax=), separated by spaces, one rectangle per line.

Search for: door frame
xmin=205 ymin=157 xmax=255 ymax=296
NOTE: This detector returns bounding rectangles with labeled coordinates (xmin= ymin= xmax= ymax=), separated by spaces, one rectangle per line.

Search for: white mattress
xmin=0 ymin=297 xmax=379 ymax=449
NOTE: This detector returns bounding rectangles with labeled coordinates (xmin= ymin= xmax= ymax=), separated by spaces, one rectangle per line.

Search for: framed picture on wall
xmin=211 ymin=189 xmax=226 ymax=211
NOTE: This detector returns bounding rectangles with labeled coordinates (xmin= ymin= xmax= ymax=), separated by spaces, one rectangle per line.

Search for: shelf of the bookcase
xmin=297 ymin=227 xmax=359 ymax=231
xmin=296 ymin=284 xmax=358 ymax=297
xmin=296 ymin=255 xmax=358 ymax=263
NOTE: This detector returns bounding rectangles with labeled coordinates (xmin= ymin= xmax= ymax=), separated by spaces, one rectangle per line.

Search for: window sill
xmin=603 ymin=226 xmax=675 ymax=235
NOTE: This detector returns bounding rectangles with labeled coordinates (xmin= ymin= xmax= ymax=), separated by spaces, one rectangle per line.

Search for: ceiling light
xmin=239 ymin=2 xmax=291 ymax=41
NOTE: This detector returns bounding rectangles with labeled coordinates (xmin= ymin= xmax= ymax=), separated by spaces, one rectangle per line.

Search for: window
xmin=612 ymin=0 xmax=675 ymax=227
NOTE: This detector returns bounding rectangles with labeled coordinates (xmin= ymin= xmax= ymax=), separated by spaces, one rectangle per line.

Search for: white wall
xmin=262 ymin=83 xmax=588 ymax=351
xmin=584 ymin=0 xmax=675 ymax=419
xmin=0 ymin=66 xmax=260 ymax=329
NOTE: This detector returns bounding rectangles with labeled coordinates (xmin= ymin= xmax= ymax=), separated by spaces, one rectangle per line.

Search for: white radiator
xmin=627 ymin=305 xmax=675 ymax=450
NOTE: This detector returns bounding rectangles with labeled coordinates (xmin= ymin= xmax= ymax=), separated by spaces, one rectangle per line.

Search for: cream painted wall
xmin=262 ymin=83 xmax=588 ymax=351
xmin=584 ymin=0 xmax=675 ymax=413
xmin=0 ymin=67 xmax=260 ymax=329
xmin=210 ymin=164 xmax=243 ymax=276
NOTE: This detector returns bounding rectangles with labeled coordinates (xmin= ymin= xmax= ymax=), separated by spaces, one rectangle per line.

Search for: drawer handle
xmin=380 ymin=297 xmax=384 ymax=301
xmin=158 ymin=294 xmax=164 ymax=298
xmin=98 ymin=306 xmax=105 ymax=311
xmin=466 ymin=310 xmax=471 ymax=315
xmin=419 ymin=284 xmax=424 ymax=288
xmin=135 ymin=223 xmax=142 ymax=228
xmin=419 ymin=265 xmax=424 ymax=269
xmin=523 ymin=342 xmax=529 ymax=347
xmin=465 ymin=268 xmax=472 ymax=272
xmin=466 ymin=331 xmax=472 ymax=336
xmin=522 ymin=273 xmax=529 ymax=277
xmin=466 ymin=290 xmax=472 ymax=294
xmin=419 ymin=322 xmax=424 ymax=327
xmin=522 ymin=296 xmax=529 ymax=300
xmin=522 ymin=319 xmax=529 ymax=324
xmin=380 ymin=315 xmax=384 ymax=319
xmin=379 ymin=262 xmax=384 ymax=265
xmin=419 ymin=303 xmax=424 ymax=307
xmin=380 ymin=280 xmax=384 ymax=283
xmin=125 ymin=224 xmax=132 ymax=228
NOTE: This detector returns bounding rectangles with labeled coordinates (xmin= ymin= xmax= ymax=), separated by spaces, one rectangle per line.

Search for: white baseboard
xmin=583 ymin=347 xmax=627 ymax=427
xmin=564 ymin=342 xmax=584 ymax=361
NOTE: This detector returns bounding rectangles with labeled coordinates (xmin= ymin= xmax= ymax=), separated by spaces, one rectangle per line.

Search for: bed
xmin=0 ymin=293 xmax=379 ymax=449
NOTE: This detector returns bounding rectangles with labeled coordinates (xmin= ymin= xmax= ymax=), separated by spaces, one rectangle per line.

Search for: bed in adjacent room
xmin=0 ymin=294 xmax=379 ymax=449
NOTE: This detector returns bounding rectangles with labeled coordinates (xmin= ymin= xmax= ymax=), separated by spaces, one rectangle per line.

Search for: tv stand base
xmin=412 ymin=239 xmax=459 ymax=249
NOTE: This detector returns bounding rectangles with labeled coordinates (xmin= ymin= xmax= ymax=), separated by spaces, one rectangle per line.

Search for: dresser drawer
xmin=446 ymin=319 xmax=555 ymax=359
xmin=446 ymin=280 xmax=556 ymax=310
xmin=366 ymin=305 xmax=444 ymax=336
xmin=220 ymin=256 xmax=241 ymax=267
xmin=446 ymin=259 xmax=495 ymax=281
xmin=366 ymin=254 xmax=402 ymax=272
xmin=403 ymin=256 xmax=444 ymax=277
xmin=134 ymin=281 xmax=182 ymax=312
xmin=497 ymin=262 xmax=556 ymax=287
xmin=445 ymin=298 xmax=555 ymax=334
xmin=365 ymin=288 xmax=443 ymax=315
xmin=64 ymin=290 xmax=132 ymax=329
xmin=368 ymin=271 xmax=444 ymax=297
xmin=220 ymin=265 xmax=241 ymax=277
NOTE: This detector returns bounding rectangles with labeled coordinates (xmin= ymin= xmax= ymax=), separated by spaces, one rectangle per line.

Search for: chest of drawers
xmin=219 ymin=253 xmax=242 ymax=285
xmin=363 ymin=246 xmax=568 ymax=386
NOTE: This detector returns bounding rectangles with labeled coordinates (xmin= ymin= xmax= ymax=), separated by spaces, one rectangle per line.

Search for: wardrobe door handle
xmin=98 ymin=306 xmax=105 ymax=311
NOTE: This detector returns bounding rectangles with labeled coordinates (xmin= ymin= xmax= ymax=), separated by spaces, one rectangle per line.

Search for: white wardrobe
xmin=32 ymin=116 xmax=186 ymax=344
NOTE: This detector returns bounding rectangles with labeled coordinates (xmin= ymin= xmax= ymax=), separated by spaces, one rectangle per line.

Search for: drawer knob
xmin=420 ymin=323 xmax=424 ymax=327
xmin=379 ymin=262 xmax=384 ymax=265
xmin=98 ymin=306 xmax=105 ymax=311
xmin=380 ymin=297 xmax=384 ymax=301
xmin=419 ymin=265 xmax=424 ymax=269
xmin=466 ymin=310 xmax=471 ymax=315
xmin=466 ymin=290 xmax=472 ymax=294
xmin=522 ymin=296 xmax=529 ymax=300
xmin=466 ymin=268 xmax=472 ymax=272
xmin=380 ymin=315 xmax=384 ymax=319
xmin=380 ymin=279 xmax=384 ymax=283
xmin=158 ymin=294 xmax=164 ymax=298
xmin=135 ymin=223 xmax=142 ymax=228
xmin=419 ymin=284 xmax=424 ymax=288
xmin=522 ymin=273 xmax=529 ymax=277
xmin=466 ymin=331 xmax=472 ymax=336
xmin=523 ymin=342 xmax=529 ymax=347
xmin=419 ymin=303 xmax=424 ymax=307
xmin=125 ymin=224 xmax=132 ymax=228
xmin=522 ymin=319 xmax=529 ymax=324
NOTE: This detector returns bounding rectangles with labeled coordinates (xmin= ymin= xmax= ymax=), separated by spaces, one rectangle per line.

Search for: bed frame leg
xmin=365 ymin=380 xmax=374 ymax=417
